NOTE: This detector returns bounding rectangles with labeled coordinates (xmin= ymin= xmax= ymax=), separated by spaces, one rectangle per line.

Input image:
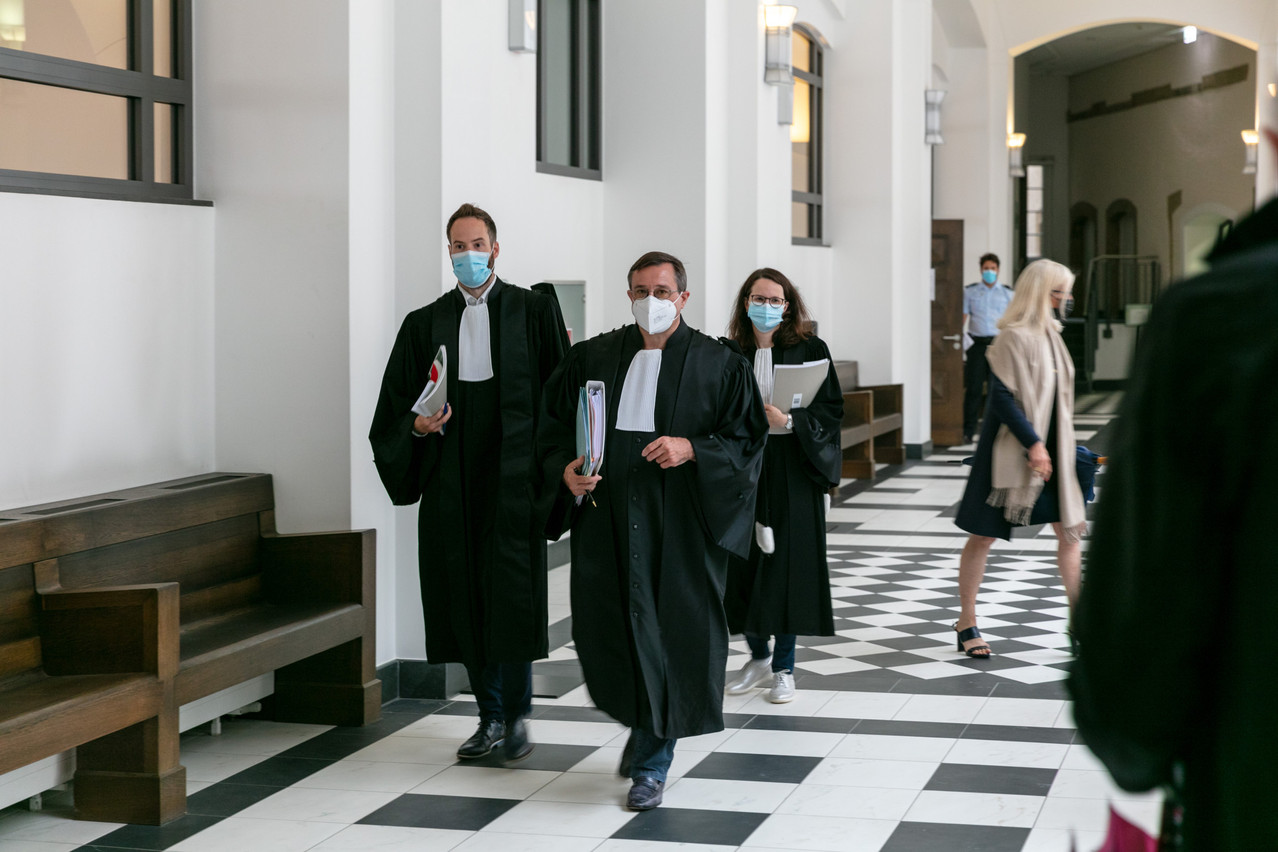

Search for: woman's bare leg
xmin=957 ymin=535 xmax=997 ymax=651
xmin=1051 ymin=522 xmax=1082 ymax=610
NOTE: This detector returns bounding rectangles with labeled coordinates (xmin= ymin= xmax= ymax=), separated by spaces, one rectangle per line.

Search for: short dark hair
xmin=627 ymin=251 xmax=687 ymax=292
xmin=446 ymin=203 xmax=497 ymax=244
xmin=980 ymin=252 xmax=1000 ymax=268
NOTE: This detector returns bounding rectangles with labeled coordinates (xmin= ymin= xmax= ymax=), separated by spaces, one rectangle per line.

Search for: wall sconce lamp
xmin=764 ymin=4 xmax=799 ymax=85
xmin=508 ymin=0 xmax=536 ymax=53
xmin=925 ymin=90 xmax=946 ymax=145
xmin=1008 ymin=133 xmax=1027 ymax=177
xmin=1242 ymin=129 xmax=1259 ymax=175
xmin=0 ymin=0 xmax=26 ymax=49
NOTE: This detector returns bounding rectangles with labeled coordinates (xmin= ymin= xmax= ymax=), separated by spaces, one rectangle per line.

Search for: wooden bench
xmin=834 ymin=361 xmax=906 ymax=479
xmin=0 ymin=473 xmax=380 ymax=824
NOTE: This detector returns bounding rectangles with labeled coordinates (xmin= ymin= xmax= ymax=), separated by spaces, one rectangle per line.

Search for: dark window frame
xmin=536 ymin=0 xmax=601 ymax=181
xmin=0 ymin=0 xmax=202 ymax=205
xmin=792 ymin=24 xmax=824 ymax=246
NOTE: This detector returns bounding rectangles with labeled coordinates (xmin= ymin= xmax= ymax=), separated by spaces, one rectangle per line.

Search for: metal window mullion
xmin=582 ymin=0 xmax=600 ymax=171
xmin=0 ymin=57 xmax=186 ymax=102
xmin=568 ymin=0 xmax=582 ymax=169
xmin=176 ymin=0 xmax=193 ymax=186
xmin=131 ymin=0 xmax=155 ymax=183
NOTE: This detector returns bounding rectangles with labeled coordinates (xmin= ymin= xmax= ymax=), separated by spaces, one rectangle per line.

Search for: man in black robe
xmin=538 ymin=251 xmax=767 ymax=810
xmin=370 ymin=203 xmax=568 ymax=761
xmin=1070 ymin=195 xmax=1278 ymax=850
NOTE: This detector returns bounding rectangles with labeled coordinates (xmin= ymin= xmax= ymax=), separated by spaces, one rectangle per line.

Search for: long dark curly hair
xmin=727 ymin=267 xmax=814 ymax=350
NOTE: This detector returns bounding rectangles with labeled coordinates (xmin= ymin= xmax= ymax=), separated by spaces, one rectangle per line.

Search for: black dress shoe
xmin=504 ymin=716 xmax=534 ymax=762
xmin=456 ymin=719 xmax=505 ymax=759
xmin=618 ymin=731 xmax=635 ymax=778
xmin=626 ymin=777 xmax=664 ymax=811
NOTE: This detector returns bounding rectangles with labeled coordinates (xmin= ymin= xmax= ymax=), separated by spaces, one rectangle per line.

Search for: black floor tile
xmin=185 ymin=782 xmax=279 ymax=817
xmin=434 ymin=702 xmax=482 ymax=716
xmin=530 ymin=673 xmax=583 ymax=698
xmin=280 ymin=726 xmax=408 ymax=760
xmin=382 ymin=698 xmax=450 ymax=715
xmin=460 ymin=742 xmax=599 ymax=772
xmin=741 ymin=714 xmax=858 ymax=735
xmin=881 ymin=822 xmax=1030 ymax=852
xmin=991 ymin=679 xmax=1071 ymax=700
xmin=223 ymin=756 xmax=330 ymax=787
xmin=797 ymin=670 xmax=903 ymax=691
xmin=685 ymin=752 xmax=821 ymax=784
xmin=851 ymin=651 xmax=940 ymax=668
xmin=76 ymin=815 xmax=221 ymax=851
xmin=721 ymin=712 xmax=757 ymax=729
xmin=890 ymin=675 xmax=998 ymax=697
xmin=610 ymin=806 xmax=769 ymax=845
xmin=357 ymin=793 xmax=519 ymax=831
xmin=925 ymin=763 xmax=1057 ymax=795
xmin=961 ymin=723 xmax=1074 ymax=744
xmin=529 ymin=705 xmax=616 ymax=723
xmin=852 ymin=719 xmax=968 ymax=739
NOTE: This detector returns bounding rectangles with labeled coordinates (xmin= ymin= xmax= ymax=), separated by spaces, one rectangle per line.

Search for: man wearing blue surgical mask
xmin=961 ymin=252 xmax=1014 ymax=443
xmin=370 ymin=203 xmax=569 ymax=765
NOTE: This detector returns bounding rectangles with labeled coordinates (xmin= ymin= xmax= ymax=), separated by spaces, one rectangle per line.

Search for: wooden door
xmin=931 ymin=220 xmax=964 ymax=446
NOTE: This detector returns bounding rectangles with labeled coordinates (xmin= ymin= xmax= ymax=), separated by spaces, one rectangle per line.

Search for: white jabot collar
xmin=616 ymin=349 xmax=662 ymax=432
xmin=457 ymin=275 xmax=496 ymax=382
xmin=753 ymin=347 xmax=773 ymax=404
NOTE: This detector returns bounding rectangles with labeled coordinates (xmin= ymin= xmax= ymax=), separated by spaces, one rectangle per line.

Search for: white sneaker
xmin=725 ymin=657 xmax=772 ymax=695
xmin=767 ymin=670 xmax=796 ymax=703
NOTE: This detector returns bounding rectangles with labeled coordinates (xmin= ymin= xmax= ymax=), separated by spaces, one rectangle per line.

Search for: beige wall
xmin=1067 ymin=33 xmax=1256 ymax=282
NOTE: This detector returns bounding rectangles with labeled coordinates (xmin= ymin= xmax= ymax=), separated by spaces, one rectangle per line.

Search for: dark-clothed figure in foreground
xmin=952 ymin=259 xmax=1086 ymax=658
xmin=538 ymin=251 xmax=767 ymax=811
xmin=1071 ymin=196 xmax=1278 ymax=851
xmin=962 ymin=252 xmax=1014 ymax=443
xmin=722 ymin=268 xmax=842 ymax=704
xmin=370 ymin=203 xmax=568 ymax=762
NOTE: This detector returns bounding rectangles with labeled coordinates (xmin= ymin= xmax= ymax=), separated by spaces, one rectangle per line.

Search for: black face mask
xmin=1055 ymin=297 xmax=1075 ymax=320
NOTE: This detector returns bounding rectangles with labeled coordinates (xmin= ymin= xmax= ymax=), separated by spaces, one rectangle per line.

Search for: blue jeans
xmin=746 ymin=633 xmax=796 ymax=672
xmin=629 ymin=728 xmax=677 ymax=783
xmin=466 ymin=662 xmax=533 ymax=723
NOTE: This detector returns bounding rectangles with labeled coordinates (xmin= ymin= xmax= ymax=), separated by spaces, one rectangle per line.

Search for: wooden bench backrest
xmin=0 ymin=474 xmax=275 ymax=625
xmin=0 ymin=564 xmax=40 ymax=683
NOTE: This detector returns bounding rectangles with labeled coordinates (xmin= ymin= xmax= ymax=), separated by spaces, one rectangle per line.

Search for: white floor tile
xmin=178 ymin=720 xmax=331 ymax=757
xmin=235 ymin=786 xmax=399 ymax=823
xmin=889 ymin=661 xmax=977 ymax=680
xmin=1021 ymin=826 xmax=1106 ymax=852
xmin=294 ymin=760 xmax=448 ymax=793
xmin=595 ymin=841 xmax=736 ymax=852
xmin=673 ymin=727 xmax=737 ymax=752
xmin=1060 ymin=744 xmax=1109 ymax=772
xmin=0 ymin=841 xmax=82 ymax=852
xmin=735 ymin=688 xmax=839 ymax=715
xmin=480 ymin=800 xmax=636 ymax=838
xmin=0 ymin=812 xmax=121 ymax=845
xmin=717 ymin=728 xmax=845 ymax=758
xmin=170 ymin=817 xmax=345 ymax=852
xmin=829 ymin=734 xmax=957 ymax=762
xmin=777 ymin=784 xmax=918 ymax=820
xmin=943 ymin=738 xmax=1068 ymax=769
xmin=892 ymin=694 xmax=987 ymax=723
xmin=826 ymin=507 xmax=886 ymax=523
xmin=741 ymin=813 xmax=897 ymax=851
xmin=409 ymin=765 xmax=561 ymax=799
xmin=990 ymin=665 xmax=1070 ymax=684
xmin=904 ymin=790 xmax=1042 ymax=828
xmin=794 ymin=657 xmax=882 ymax=676
xmin=520 ymin=719 xmax=627 ymax=746
xmin=663 ymin=777 xmax=797 ymax=812
xmin=347 ymin=735 xmax=466 ymax=765
xmin=814 ymin=691 xmax=911 ymax=720
xmin=311 ymin=824 xmax=473 ymax=851
xmin=178 ymin=751 xmax=266 ymax=784
xmin=454 ymin=831 xmax=603 ymax=851
xmin=527 ymin=772 xmax=633 ymax=805
xmin=398 ymin=714 xmax=492 ymax=739
xmin=971 ymin=697 xmax=1066 ymax=728
xmin=805 ymin=757 xmax=940 ymax=790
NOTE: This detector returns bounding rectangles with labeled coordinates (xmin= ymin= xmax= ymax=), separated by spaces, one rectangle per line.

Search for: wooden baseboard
xmin=74 ymin=766 xmax=186 ymax=825
xmin=271 ymin=679 xmax=382 ymax=726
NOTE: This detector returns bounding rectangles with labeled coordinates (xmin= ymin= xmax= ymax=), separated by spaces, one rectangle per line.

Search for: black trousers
xmin=963 ymin=336 xmax=994 ymax=437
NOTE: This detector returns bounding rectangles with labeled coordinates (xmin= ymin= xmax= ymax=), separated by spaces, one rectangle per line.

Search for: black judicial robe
xmin=369 ymin=278 xmax=568 ymax=668
xmin=538 ymin=322 xmax=767 ymax=739
xmin=1069 ymin=197 xmax=1278 ymax=851
xmin=725 ymin=335 xmax=842 ymax=637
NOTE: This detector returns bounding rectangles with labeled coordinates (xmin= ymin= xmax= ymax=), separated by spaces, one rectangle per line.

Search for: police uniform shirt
xmin=963 ymin=281 xmax=1014 ymax=337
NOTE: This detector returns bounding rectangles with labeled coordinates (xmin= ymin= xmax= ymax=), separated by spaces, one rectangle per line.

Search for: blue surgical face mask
xmin=747 ymin=302 xmax=784 ymax=332
xmin=452 ymin=250 xmax=493 ymax=288
xmin=981 ymin=269 xmax=998 ymax=285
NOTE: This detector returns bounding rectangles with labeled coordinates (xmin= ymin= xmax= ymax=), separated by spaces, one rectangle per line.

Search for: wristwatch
xmin=784 ymin=413 xmax=794 ymax=431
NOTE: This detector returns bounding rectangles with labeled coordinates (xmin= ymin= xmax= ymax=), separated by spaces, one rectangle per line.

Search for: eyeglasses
xmin=747 ymin=295 xmax=787 ymax=308
xmin=1050 ymin=289 xmax=1071 ymax=297
xmin=631 ymin=287 xmax=680 ymax=301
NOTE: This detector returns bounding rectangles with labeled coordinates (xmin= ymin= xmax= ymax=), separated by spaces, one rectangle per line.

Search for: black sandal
xmin=954 ymin=623 xmax=992 ymax=658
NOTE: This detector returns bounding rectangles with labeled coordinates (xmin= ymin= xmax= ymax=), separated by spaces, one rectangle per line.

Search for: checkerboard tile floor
xmin=0 ymin=394 xmax=1157 ymax=852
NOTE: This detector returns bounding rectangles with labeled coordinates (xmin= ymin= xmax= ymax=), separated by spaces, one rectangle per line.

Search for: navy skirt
xmin=955 ymin=400 xmax=1061 ymax=541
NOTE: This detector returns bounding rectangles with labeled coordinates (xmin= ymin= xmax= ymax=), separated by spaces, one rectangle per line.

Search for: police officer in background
xmin=962 ymin=252 xmax=1014 ymax=443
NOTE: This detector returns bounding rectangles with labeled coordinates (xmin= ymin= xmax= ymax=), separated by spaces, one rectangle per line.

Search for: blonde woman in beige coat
xmin=951 ymin=259 xmax=1087 ymax=658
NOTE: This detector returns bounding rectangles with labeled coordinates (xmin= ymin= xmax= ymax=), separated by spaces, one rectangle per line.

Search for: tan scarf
xmin=984 ymin=326 xmax=1088 ymax=542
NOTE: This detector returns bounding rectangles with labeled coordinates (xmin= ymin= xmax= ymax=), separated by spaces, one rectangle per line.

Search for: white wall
xmin=0 ymin=195 xmax=214 ymax=510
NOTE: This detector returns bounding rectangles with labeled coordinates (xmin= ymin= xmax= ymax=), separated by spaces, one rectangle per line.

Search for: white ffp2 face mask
xmin=632 ymin=295 xmax=678 ymax=334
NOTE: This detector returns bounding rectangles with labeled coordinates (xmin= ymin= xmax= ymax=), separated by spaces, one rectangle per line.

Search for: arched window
xmin=1070 ymin=202 xmax=1098 ymax=312
xmin=1105 ymin=199 xmax=1139 ymax=313
xmin=791 ymin=25 xmax=824 ymax=245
